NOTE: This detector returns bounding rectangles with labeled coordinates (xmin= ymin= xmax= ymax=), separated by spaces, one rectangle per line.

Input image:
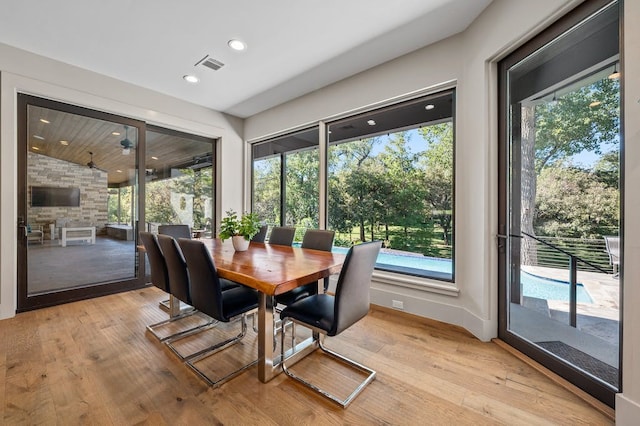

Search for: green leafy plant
xmin=219 ymin=209 xmax=261 ymax=241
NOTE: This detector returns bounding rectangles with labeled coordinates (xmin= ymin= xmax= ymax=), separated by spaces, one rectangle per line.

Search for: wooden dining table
xmin=202 ymin=238 xmax=345 ymax=383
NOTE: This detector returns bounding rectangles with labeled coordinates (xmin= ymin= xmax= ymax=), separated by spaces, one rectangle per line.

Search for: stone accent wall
xmin=27 ymin=152 xmax=109 ymax=238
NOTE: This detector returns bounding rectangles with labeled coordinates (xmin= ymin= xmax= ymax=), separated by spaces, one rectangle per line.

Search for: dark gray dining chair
xmin=275 ymin=229 xmax=335 ymax=306
xmin=157 ymin=234 xmax=191 ymax=306
xmin=251 ymin=224 xmax=269 ymax=243
xmin=158 ymin=224 xmax=191 ymax=239
xmin=280 ymin=240 xmax=381 ymax=408
xmin=140 ymin=232 xmax=200 ymax=342
xmin=274 ymin=229 xmax=335 ymax=348
xmin=267 ymin=226 xmax=296 ymax=246
xmin=157 ymin=224 xmax=192 ymax=311
xmin=172 ymin=238 xmax=259 ymax=387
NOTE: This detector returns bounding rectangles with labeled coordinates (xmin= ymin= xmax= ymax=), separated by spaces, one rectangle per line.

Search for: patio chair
xmin=604 ymin=236 xmax=620 ymax=276
xmin=26 ymin=224 xmax=44 ymax=244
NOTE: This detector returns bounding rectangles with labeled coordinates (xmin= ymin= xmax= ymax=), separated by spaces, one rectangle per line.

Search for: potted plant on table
xmin=219 ymin=209 xmax=261 ymax=251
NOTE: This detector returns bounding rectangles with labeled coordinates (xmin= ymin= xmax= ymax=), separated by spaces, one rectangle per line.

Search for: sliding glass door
xmin=498 ymin=0 xmax=621 ymax=407
xmin=17 ymin=95 xmax=219 ymax=311
xmin=145 ymin=126 xmax=215 ymax=236
xmin=17 ymin=95 xmax=145 ymax=310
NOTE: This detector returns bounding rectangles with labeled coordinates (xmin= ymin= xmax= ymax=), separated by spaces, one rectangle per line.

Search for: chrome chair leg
xmin=181 ymin=314 xmax=258 ymax=387
xmin=280 ymin=321 xmax=376 ymax=408
xmin=147 ymin=295 xmax=209 ymax=342
xmin=273 ymin=317 xmax=295 ymax=350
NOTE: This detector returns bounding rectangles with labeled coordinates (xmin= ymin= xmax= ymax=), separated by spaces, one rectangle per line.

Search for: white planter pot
xmin=231 ymin=235 xmax=250 ymax=251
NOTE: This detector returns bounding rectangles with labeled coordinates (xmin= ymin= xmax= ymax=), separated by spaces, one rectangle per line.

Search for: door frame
xmin=17 ymin=94 xmax=148 ymax=312
xmin=497 ymin=0 xmax=623 ymax=408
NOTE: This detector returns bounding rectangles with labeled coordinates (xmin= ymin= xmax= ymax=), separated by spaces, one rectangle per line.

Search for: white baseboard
xmin=616 ymin=393 xmax=640 ymax=425
xmin=370 ymin=284 xmax=496 ymax=342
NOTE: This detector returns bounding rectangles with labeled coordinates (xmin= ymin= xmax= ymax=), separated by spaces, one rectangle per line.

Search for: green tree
xmin=378 ymin=132 xmax=425 ymax=243
xmin=592 ymin=150 xmax=620 ymax=189
xmin=328 ymin=138 xmax=380 ymax=241
xmin=171 ymin=168 xmax=213 ymax=229
xmin=535 ymin=165 xmax=619 ymax=238
xmin=253 ymin=157 xmax=282 ymax=226
xmin=420 ymin=122 xmax=454 ymax=245
xmin=285 ymin=149 xmax=319 ymax=229
xmin=145 ymin=181 xmax=178 ymax=224
xmin=520 ymin=76 xmax=619 ymax=264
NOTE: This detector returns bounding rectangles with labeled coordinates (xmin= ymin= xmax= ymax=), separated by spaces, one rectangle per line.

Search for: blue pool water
xmin=323 ymin=245 xmax=592 ymax=304
xmin=520 ymin=271 xmax=592 ymax=304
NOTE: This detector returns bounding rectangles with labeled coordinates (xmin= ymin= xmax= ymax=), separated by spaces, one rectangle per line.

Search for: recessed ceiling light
xmin=228 ymin=39 xmax=247 ymax=51
xmin=40 ymin=118 xmax=50 ymax=124
xmin=183 ymin=74 xmax=199 ymax=83
xmin=116 ymin=169 xmax=123 ymax=173
xmin=59 ymin=140 xmax=69 ymax=146
xmin=32 ymin=146 xmax=40 ymax=151
xmin=367 ymin=120 xmax=376 ymax=126
xmin=33 ymin=135 xmax=45 ymax=140
xmin=425 ymin=104 xmax=435 ymax=110
xmin=151 ymin=156 xmax=158 ymax=160
xmin=112 ymin=131 xmax=121 ymax=136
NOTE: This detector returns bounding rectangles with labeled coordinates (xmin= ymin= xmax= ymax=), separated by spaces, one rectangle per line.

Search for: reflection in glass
xmin=26 ymin=106 xmax=139 ymax=294
xmin=145 ymin=128 xmax=215 ymax=237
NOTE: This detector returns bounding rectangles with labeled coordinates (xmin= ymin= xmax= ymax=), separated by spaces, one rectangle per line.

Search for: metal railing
xmin=512 ymin=232 xmax=610 ymax=328
xmin=521 ymin=235 xmax=611 ymax=273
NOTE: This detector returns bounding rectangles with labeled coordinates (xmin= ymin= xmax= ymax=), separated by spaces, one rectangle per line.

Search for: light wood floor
xmin=0 ymin=287 xmax=613 ymax=425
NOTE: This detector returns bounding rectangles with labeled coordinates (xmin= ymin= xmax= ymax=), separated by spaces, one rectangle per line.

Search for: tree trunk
xmin=359 ymin=219 xmax=366 ymax=242
xmin=370 ymin=217 xmax=375 ymax=242
xmin=520 ymin=105 xmax=538 ymax=265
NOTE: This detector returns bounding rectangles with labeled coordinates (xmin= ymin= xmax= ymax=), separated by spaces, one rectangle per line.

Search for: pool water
xmin=520 ymin=271 xmax=592 ymax=304
xmin=325 ymin=245 xmax=592 ymax=304
xmin=330 ymin=246 xmax=452 ymax=274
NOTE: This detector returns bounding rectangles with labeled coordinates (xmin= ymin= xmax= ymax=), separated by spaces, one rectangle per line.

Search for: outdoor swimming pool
xmin=328 ymin=245 xmax=592 ymax=304
xmin=520 ymin=271 xmax=592 ymax=303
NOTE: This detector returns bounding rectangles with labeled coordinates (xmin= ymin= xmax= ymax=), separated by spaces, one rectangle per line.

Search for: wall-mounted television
xmin=31 ymin=186 xmax=81 ymax=207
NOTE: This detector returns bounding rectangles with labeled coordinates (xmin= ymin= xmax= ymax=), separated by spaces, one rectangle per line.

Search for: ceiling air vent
xmin=195 ymin=55 xmax=225 ymax=71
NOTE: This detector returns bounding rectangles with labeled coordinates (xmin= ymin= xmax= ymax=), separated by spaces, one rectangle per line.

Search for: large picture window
xmin=328 ymin=90 xmax=455 ymax=280
xmin=252 ymin=127 xmax=319 ymax=241
xmin=251 ymin=90 xmax=455 ymax=281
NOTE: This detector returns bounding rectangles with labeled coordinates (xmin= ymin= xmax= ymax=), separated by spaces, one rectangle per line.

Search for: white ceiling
xmin=0 ymin=0 xmax=492 ymax=118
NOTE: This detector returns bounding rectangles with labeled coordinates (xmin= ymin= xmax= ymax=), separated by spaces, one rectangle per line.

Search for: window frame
xmin=249 ymin=88 xmax=456 ymax=283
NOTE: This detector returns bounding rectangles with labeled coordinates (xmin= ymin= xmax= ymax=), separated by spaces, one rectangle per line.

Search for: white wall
xmin=0 ymin=43 xmax=245 ymax=318
xmin=244 ymin=0 xmax=579 ymax=341
xmin=616 ymin=0 xmax=640 ymax=422
xmin=245 ymin=0 xmax=640 ymax=419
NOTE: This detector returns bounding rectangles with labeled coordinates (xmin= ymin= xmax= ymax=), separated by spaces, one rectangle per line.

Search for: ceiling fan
xmin=87 ymin=151 xmax=97 ymax=169
xmin=120 ymin=125 xmax=133 ymax=155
